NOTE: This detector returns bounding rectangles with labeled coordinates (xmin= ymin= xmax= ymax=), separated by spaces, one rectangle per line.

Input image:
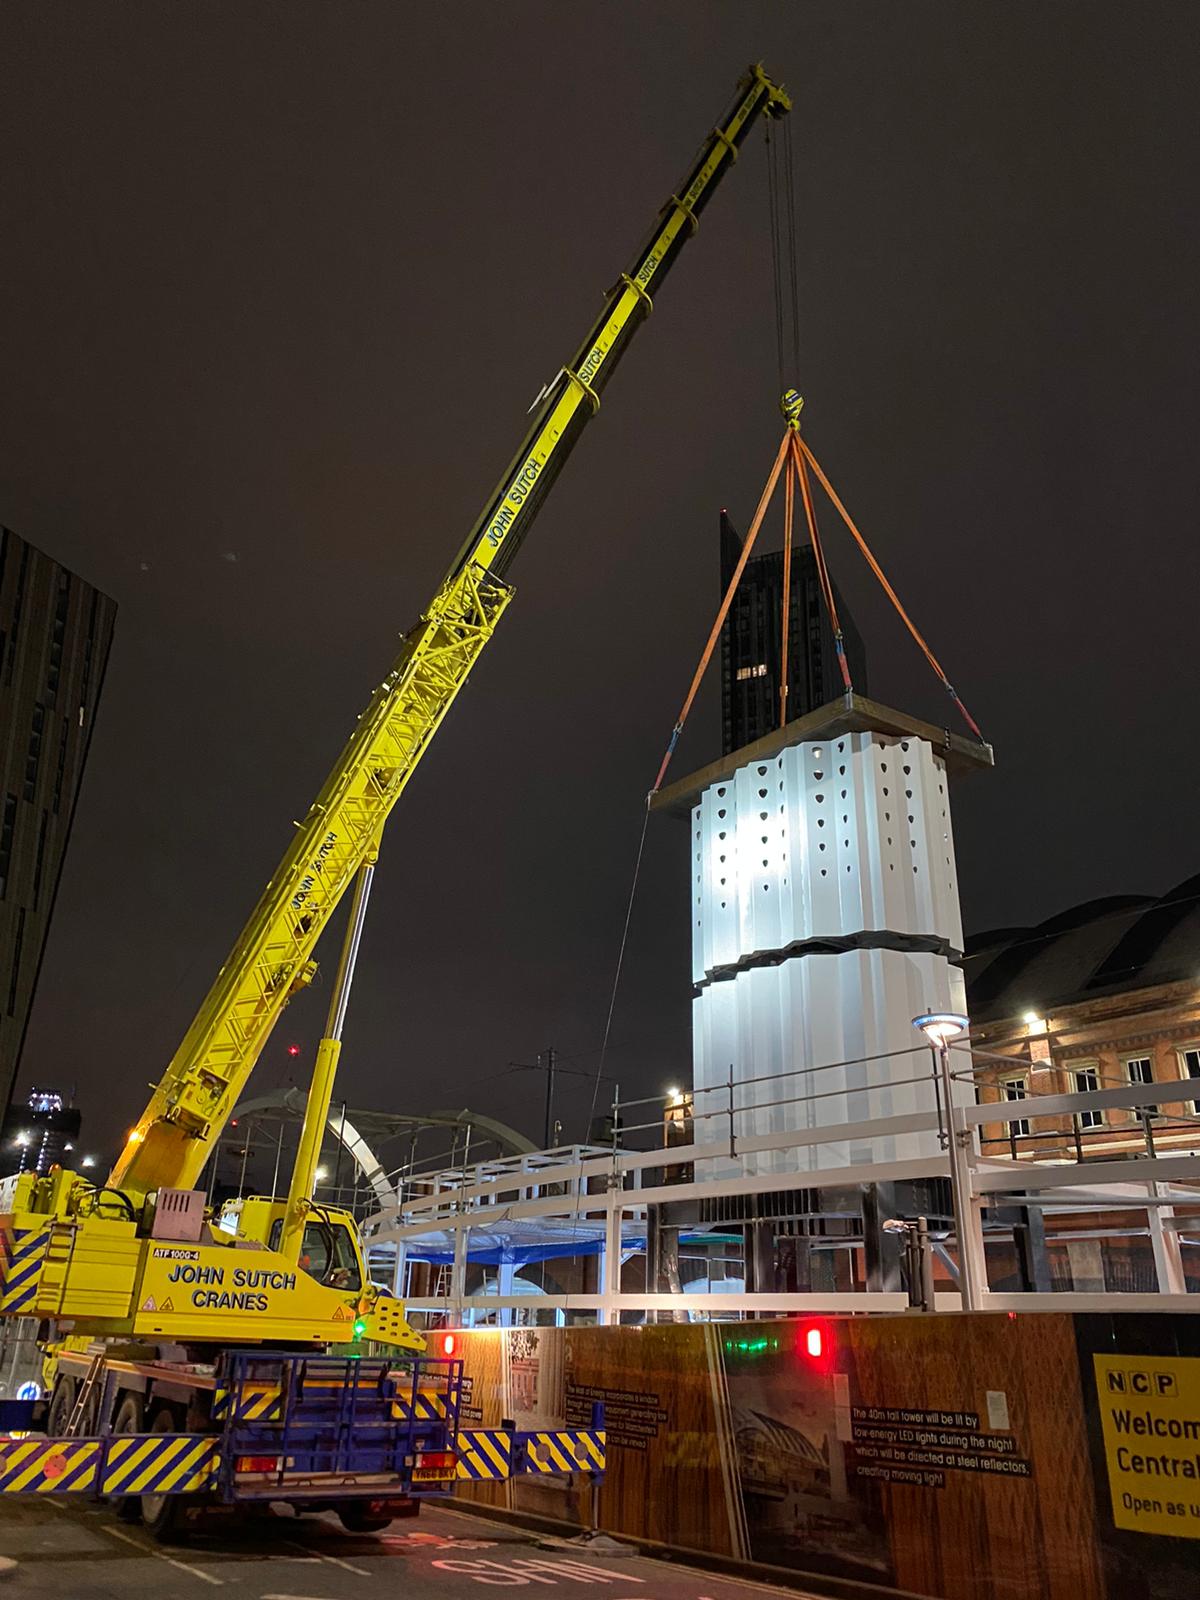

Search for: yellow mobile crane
xmin=0 ymin=64 xmax=790 ymax=1529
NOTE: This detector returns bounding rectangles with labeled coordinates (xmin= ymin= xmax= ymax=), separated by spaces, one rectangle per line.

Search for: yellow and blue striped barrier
xmin=0 ymin=1224 xmax=50 ymax=1314
xmin=0 ymin=1433 xmax=218 ymax=1497
xmin=212 ymin=1383 xmax=282 ymax=1422
xmin=517 ymin=1429 xmax=606 ymax=1477
xmin=391 ymin=1390 xmax=450 ymax=1422
xmin=0 ymin=1440 xmax=100 ymax=1495
xmin=455 ymin=1429 xmax=513 ymax=1480
xmin=101 ymin=1435 xmax=218 ymax=1497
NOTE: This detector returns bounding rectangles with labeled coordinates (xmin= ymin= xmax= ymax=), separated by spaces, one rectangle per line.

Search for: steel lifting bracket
xmin=620 ymin=272 xmax=653 ymax=313
xmin=711 ymin=125 xmax=739 ymax=161
xmin=668 ymin=193 xmax=700 ymax=235
xmin=562 ymin=366 xmax=601 ymax=415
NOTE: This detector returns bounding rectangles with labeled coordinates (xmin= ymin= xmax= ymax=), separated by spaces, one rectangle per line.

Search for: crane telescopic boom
xmin=107 ymin=63 xmax=792 ymax=1205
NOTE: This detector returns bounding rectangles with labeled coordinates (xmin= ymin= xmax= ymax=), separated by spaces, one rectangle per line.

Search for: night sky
xmin=3 ymin=4 xmax=1198 ymax=1161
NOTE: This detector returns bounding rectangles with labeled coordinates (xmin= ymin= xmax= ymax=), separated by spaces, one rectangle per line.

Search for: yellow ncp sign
xmin=1094 ymin=1354 xmax=1200 ymax=1540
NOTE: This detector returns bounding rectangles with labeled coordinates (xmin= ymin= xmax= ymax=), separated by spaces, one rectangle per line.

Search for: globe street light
xmin=912 ymin=1011 xmax=982 ymax=1311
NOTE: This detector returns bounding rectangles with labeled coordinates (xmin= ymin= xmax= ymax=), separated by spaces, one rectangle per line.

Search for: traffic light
xmin=798 ymin=1319 xmax=833 ymax=1371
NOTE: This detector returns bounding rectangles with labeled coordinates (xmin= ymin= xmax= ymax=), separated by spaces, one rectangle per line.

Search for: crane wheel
xmin=141 ymin=1405 xmax=187 ymax=1543
xmin=109 ymin=1394 xmax=145 ymax=1522
xmin=46 ymin=1377 xmax=76 ymax=1438
xmin=337 ymin=1500 xmax=393 ymax=1533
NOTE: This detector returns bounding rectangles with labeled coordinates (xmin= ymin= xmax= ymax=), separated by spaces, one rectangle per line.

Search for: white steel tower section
xmin=686 ymin=714 xmax=976 ymax=1176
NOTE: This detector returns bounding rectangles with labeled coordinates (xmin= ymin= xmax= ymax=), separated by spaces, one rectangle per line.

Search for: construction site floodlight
xmin=912 ymin=1012 xmax=969 ymax=1046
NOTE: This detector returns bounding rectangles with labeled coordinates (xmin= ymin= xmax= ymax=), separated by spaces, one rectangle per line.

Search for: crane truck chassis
xmin=0 ymin=1345 xmax=606 ymax=1537
xmin=0 ymin=61 xmax=790 ymax=1535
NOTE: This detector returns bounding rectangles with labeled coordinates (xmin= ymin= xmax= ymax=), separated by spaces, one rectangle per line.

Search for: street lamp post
xmin=912 ymin=1012 xmax=986 ymax=1312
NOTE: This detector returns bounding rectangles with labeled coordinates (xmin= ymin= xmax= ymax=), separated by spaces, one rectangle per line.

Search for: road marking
xmin=281 ymin=1537 xmax=369 ymax=1578
xmin=100 ymin=1523 xmax=224 ymax=1586
xmin=432 ymin=1557 xmax=646 ymax=1585
xmin=261 ymin=1594 xmax=337 ymax=1599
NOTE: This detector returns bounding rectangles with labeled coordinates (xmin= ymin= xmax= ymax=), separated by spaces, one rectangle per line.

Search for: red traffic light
xmin=798 ymin=1320 xmax=833 ymax=1368
xmin=440 ymin=1332 xmax=457 ymax=1357
xmin=287 ymin=1043 xmax=301 ymax=1057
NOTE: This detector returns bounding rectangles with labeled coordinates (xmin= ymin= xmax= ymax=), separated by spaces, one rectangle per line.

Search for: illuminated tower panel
xmin=689 ymin=725 xmax=971 ymax=1176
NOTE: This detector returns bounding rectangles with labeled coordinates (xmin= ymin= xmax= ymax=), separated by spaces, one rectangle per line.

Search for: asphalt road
xmin=0 ymin=1496 xmax=817 ymax=1600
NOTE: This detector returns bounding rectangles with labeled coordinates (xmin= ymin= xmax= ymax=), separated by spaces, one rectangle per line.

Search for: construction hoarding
xmin=451 ymin=1311 xmax=1200 ymax=1600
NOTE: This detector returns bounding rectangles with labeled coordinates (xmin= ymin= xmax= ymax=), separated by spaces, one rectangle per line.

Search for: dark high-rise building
xmin=719 ymin=510 xmax=867 ymax=755
xmin=0 ymin=1087 xmax=82 ymax=1179
xmin=0 ymin=528 xmax=116 ymax=1118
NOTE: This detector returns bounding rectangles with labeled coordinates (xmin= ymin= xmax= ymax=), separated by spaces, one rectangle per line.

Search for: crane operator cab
xmin=271 ymin=1214 xmax=362 ymax=1292
xmin=222 ymin=1196 xmax=366 ymax=1293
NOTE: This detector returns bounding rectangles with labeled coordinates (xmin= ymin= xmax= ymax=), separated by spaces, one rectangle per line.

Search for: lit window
xmin=1001 ymin=1076 xmax=1029 ymax=1138
xmin=1073 ymin=1066 xmax=1102 ymax=1128
xmin=735 ymin=663 xmax=768 ymax=681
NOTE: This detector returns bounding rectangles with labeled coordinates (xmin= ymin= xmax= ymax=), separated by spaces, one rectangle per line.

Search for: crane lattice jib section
xmin=107 ymin=64 xmax=790 ymax=1202
xmin=110 ymin=563 xmax=512 ymax=1196
xmin=455 ymin=65 xmax=790 ymax=585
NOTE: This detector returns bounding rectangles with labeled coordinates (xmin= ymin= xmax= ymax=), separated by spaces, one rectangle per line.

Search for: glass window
xmin=23 ymin=704 xmax=45 ymax=803
xmin=52 ymin=720 xmax=69 ymax=815
xmin=1125 ymin=1056 xmax=1154 ymax=1116
xmin=7 ymin=908 xmax=25 ymax=1016
xmin=269 ymin=1217 xmax=362 ymax=1293
xmin=0 ymin=794 xmax=16 ymax=898
xmin=31 ymin=811 xmax=48 ymax=908
xmin=1074 ymin=1067 xmax=1102 ymax=1129
xmin=1001 ymin=1076 xmax=1029 ymax=1138
xmin=5 ymin=545 xmax=29 ymax=685
xmin=1181 ymin=1049 xmax=1200 ymax=1115
xmin=46 ymin=573 xmax=69 ymax=704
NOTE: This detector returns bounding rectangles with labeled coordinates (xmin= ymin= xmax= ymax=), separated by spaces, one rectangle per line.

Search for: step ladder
xmin=431 ymin=1264 xmax=453 ymax=1299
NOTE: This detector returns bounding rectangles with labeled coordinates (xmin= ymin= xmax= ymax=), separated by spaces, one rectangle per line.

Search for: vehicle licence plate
xmin=413 ymin=1466 xmax=455 ymax=1481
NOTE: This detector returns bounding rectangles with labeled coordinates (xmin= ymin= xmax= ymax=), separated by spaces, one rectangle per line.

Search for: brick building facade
xmin=964 ymin=877 xmax=1200 ymax=1161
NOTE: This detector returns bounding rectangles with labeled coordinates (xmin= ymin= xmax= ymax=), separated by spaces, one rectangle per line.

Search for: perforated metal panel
xmin=689 ymin=730 xmax=969 ymax=1178
xmin=694 ymin=950 xmax=969 ymax=1176
xmin=690 ymin=730 xmax=962 ymax=986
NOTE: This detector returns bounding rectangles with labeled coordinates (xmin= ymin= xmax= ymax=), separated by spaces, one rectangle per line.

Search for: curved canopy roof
xmin=964 ymin=874 xmax=1200 ymax=1023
